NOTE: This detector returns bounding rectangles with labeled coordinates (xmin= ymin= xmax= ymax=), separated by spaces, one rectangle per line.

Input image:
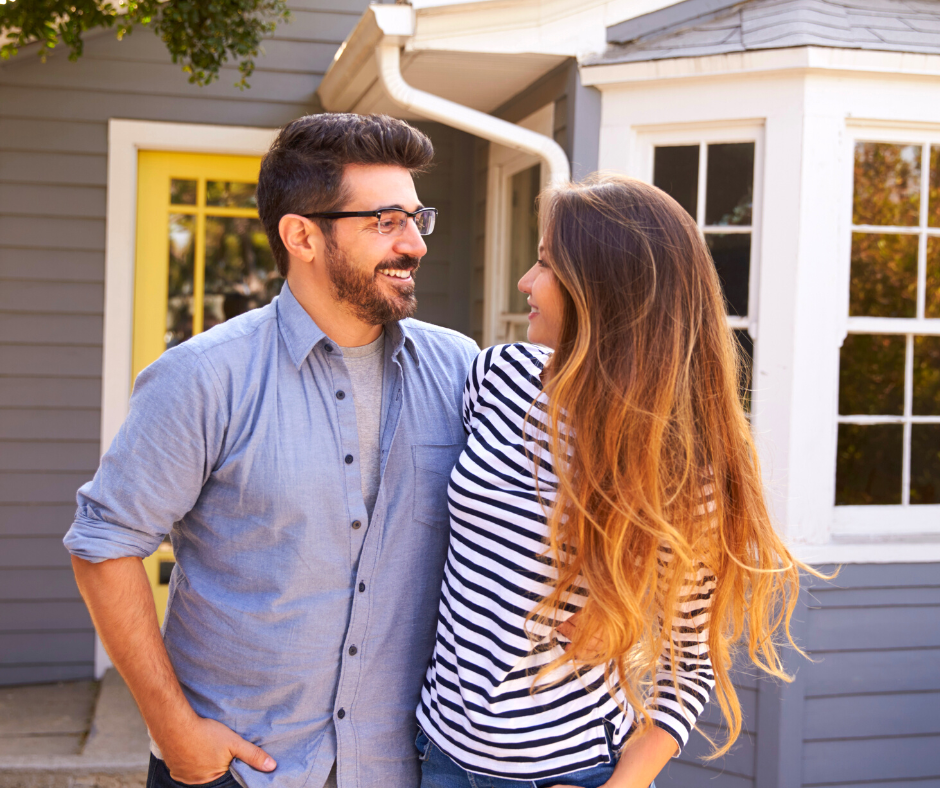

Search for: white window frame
xmin=833 ymin=123 xmax=940 ymax=537
xmin=635 ymin=123 xmax=765 ymax=393
xmin=483 ymin=104 xmax=553 ymax=347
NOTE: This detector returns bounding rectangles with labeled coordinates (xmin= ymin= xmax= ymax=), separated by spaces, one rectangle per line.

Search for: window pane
xmin=653 ymin=145 xmax=699 ymax=221
xmin=170 ymin=179 xmax=197 ymax=206
xmin=930 ymin=145 xmax=940 ymax=228
xmin=705 ymin=143 xmax=754 ymax=227
xmin=705 ymin=233 xmax=750 ymax=316
xmin=913 ymin=335 xmax=940 ymax=416
xmin=206 ymin=181 xmax=257 ymax=208
xmin=839 ymin=334 xmax=905 ymax=416
xmin=734 ymin=328 xmax=753 ymax=414
xmin=911 ymin=424 xmax=940 ymax=505
xmin=508 ymin=165 xmax=540 ymax=315
xmin=203 ymin=217 xmax=281 ymax=332
xmin=853 ymin=142 xmax=921 ymax=227
xmin=835 ymin=423 xmax=903 ymax=505
xmin=166 ymin=214 xmax=195 ymax=348
xmin=849 ymin=233 xmax=917 ymax=318
xmin=927 ymin=237 xmax=940 ymax=319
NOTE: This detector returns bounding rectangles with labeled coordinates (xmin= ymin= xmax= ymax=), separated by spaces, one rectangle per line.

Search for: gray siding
xmin=409 ymin=122 xmax=478 ymax=338
xmin=0 ymin=0 xmax=379 ymax=686
xmin=798 ymin=563 xmax=940 ymax=787
xmin=470 ymin=137 xmax=489 ymax=346
xmin=657 ymin=562 xmax=940 ymax=788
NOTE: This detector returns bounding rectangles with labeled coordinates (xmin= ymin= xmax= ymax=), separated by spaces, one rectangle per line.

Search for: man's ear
xmin=279 ymin=214 xmax=323 ymax=264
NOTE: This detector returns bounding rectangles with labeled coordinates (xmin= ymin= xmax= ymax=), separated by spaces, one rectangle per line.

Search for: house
xmin=1 ymin=0 xmax=937 ymax=785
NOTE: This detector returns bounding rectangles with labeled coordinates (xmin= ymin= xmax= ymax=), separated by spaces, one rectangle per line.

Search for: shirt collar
xmin=277 ymin=281 xmax=421 ymax=369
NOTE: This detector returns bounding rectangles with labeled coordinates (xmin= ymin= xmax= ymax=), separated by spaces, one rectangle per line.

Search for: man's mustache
xmin=373 ymin=255 xmax=421 ymax=275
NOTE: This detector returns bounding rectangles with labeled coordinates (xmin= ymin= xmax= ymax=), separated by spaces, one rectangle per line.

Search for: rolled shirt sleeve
xmin=64 ymin=345 xmax=227 ymax=563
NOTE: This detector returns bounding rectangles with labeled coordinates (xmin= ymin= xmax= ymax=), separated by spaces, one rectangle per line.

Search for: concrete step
xmin=0 ymin=671 xmax=149 ymax=788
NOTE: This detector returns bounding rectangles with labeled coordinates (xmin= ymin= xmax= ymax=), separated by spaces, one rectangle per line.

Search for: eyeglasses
xmin=303 ymin=207 xmax=438 ymax=236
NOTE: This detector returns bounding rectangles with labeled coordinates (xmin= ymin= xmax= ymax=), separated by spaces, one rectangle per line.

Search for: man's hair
xmin=256 ymin=113 xmax=434 ymax=276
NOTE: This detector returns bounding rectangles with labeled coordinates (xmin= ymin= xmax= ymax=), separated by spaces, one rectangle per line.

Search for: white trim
xmin=483 ymin=103 xmax=554 ymax=346
xmin=793 ymin=538 xmax=940 ymax=565
xmin=98 ymin=119 xmax=277 ymax=678
xmin=581 ymin=46 xmax=940 ymax=88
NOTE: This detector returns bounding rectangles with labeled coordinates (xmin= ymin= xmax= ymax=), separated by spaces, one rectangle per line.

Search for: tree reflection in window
xmin=837 ymin=141 xmax=940 ymax=506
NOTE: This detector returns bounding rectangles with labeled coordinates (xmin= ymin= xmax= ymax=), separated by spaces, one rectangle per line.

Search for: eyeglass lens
xmin=377 ymin=210 xmax=436 ymax=236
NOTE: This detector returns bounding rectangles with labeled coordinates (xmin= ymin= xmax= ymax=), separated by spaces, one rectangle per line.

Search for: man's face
xmin=323 ymin=164 xmax=428 ymax=325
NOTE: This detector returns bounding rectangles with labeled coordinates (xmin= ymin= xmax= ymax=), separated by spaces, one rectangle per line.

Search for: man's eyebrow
xmin=374 ymin=203 xmax=425 ymax=212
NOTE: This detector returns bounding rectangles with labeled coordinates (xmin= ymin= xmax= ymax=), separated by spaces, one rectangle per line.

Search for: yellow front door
xmin=133 ymin=151 xmax=278 ymax=624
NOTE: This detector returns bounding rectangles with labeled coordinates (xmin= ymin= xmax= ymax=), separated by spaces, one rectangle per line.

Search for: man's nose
xmin=393 ymin=218 xmax=428 ymax=258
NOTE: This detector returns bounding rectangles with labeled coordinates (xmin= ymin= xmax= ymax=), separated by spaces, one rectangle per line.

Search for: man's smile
xmin=377 ymin=267 xmax=414 ymax=280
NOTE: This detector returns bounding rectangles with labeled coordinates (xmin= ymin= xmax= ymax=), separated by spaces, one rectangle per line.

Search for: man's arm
xmin=72 ymin=555 xmax=276 ymax=783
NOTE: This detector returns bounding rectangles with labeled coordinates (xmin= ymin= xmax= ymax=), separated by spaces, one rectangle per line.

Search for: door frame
xmin=483 ymin=104 xmax=554 ymax=347
xmin=98 ymin=119 xmax=277 ymax=676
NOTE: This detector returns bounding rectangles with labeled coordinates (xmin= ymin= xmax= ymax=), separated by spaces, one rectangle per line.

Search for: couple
xmin=65 ymin=114 xmax=801 ymax=788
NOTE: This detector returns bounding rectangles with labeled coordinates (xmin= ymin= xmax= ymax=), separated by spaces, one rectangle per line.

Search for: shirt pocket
xmin=412 ymin=443 xmax=463 ymax=530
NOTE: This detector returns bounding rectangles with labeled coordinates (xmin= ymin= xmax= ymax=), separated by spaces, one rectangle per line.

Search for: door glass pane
xmin=839 ymin=334 xmax=906 ymax=416
xmin=853 ymin=142 xmax=921 ymax=227
xmin=203 ymin=217 xmax=281 ymax=332
xmin=849 ymin=233 xmax=917 ymax=318
xmin=653 ymin=145 xmax=699 ymax=221
xmin=913 ymin=335 xmax=940 ymax=416
xmin=705 ymin=233 xmax=750 ymax=316
xmin=734 ymin=329 xmax=753 ymax=413
xmin=170 ymin=179 xmax=197 ymax=206
xmin=927 ymin=236 xmax=940 ymax=319
xmin=929 ymin=145 xmax=940 ymax=228
xmin=508 ymin=165 xmax=540 ymax=315
xmin=835 ymin=423 xmax=903 ymax=505
xmin=206 ymin=181 xmax=257 ymax=208
xmin=166 ymin=214 xmax=195 ymax=348
xmin=910 ymin=424 xmax=940 ymax=505
xmin=705 ymin=143 xmax=754 ymax=227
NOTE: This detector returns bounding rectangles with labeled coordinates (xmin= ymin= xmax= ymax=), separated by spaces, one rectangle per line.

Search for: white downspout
xmin=375 ymin=42 xmax=571 ymax=185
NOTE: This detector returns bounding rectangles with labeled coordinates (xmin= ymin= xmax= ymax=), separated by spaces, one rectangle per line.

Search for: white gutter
xmin=373 ymin=32 xmax=570 ymax=185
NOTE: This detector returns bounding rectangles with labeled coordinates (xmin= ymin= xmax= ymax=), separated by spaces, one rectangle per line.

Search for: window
xmin=651 ymin=135 xmax=759 ymax=410
xmin=837 ymin=140 xmax=940 ymax=508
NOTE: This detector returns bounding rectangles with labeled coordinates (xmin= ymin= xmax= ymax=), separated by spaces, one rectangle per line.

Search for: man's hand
xmin=160 ymin=716 xmax=276 ymax=784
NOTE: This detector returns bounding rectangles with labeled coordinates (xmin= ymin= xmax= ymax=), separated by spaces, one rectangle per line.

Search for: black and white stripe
xmin=417 ymin=344 xmax=716 ymax=780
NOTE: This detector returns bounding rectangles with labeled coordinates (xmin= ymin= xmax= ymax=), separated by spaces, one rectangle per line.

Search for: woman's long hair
xmin=528 ymin=174 xmax=816 ymax=758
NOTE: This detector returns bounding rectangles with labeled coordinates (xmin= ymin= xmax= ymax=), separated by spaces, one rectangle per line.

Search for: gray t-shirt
xmin=341 ymin=332 xmax=385 ymax=520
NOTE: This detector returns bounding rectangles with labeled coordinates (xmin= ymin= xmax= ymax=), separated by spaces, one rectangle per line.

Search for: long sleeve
xmin=63 ymin=345 xmax=228 ymax=563
xmin=645 ymin=558 xmax=716 ymax=752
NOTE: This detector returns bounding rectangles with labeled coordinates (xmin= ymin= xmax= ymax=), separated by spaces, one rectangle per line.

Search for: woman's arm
xmin=547 ymin=725 xmax=677 ymax=788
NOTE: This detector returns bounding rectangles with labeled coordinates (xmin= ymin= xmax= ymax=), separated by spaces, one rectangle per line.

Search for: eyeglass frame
xmin=301 ymin=207 xmax=438 ymax=236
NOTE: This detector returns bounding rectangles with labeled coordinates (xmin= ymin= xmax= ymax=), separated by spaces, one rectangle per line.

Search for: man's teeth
xmin=378 ymin=269 xmax=412 ymax=279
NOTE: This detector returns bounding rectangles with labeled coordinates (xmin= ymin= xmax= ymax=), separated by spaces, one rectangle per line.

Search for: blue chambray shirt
xmin=64 ymin=282 xmax=478 ymax=788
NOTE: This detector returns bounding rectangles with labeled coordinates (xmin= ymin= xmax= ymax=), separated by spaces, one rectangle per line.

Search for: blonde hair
xmin=527 ymin=174 xmax=821 ymax=758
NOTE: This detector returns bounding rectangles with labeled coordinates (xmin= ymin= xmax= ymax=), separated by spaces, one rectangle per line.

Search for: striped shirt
xmin=417 ymin=343 xmax=716 ymax=780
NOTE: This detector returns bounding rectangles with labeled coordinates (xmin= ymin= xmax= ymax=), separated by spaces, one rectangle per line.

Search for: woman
xmin=416 ymin=175 xmax=808 ymax=788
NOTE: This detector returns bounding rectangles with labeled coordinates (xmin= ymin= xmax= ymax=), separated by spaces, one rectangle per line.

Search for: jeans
xmin=417 ymin=730 xmax=654 ymax=788
xmin=146 ymin=754 xmax=239 ymax=788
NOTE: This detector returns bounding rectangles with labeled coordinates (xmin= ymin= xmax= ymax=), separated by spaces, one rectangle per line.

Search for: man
xmin=64 ymin=114 xmax=478 ymax=788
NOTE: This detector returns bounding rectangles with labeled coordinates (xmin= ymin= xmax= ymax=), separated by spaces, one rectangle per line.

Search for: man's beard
xmin=324 ymin=235 xmax=419 ymax=325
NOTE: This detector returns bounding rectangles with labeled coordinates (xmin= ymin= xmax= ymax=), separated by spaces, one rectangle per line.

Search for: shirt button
xmin=337 ymin=708 xmax=346 ymax=719
xmin=324 ymin=343 xmax=334 ymax=353
xmin=336 ymin=390 xmax=345 ymax=400
xmin=348 ymin=645 xmax=358 ymax=656
xmin=352 ymin=520 xmax=361 ymax=530
xmin=345 ymin=454 xmax=354 ymax=464
xmin=358 ymin=582 xmax=366 ymax=592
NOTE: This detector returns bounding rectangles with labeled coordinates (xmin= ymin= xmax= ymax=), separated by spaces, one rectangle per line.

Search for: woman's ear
xmin=278 ymin=214 xmax=323 ymax=265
